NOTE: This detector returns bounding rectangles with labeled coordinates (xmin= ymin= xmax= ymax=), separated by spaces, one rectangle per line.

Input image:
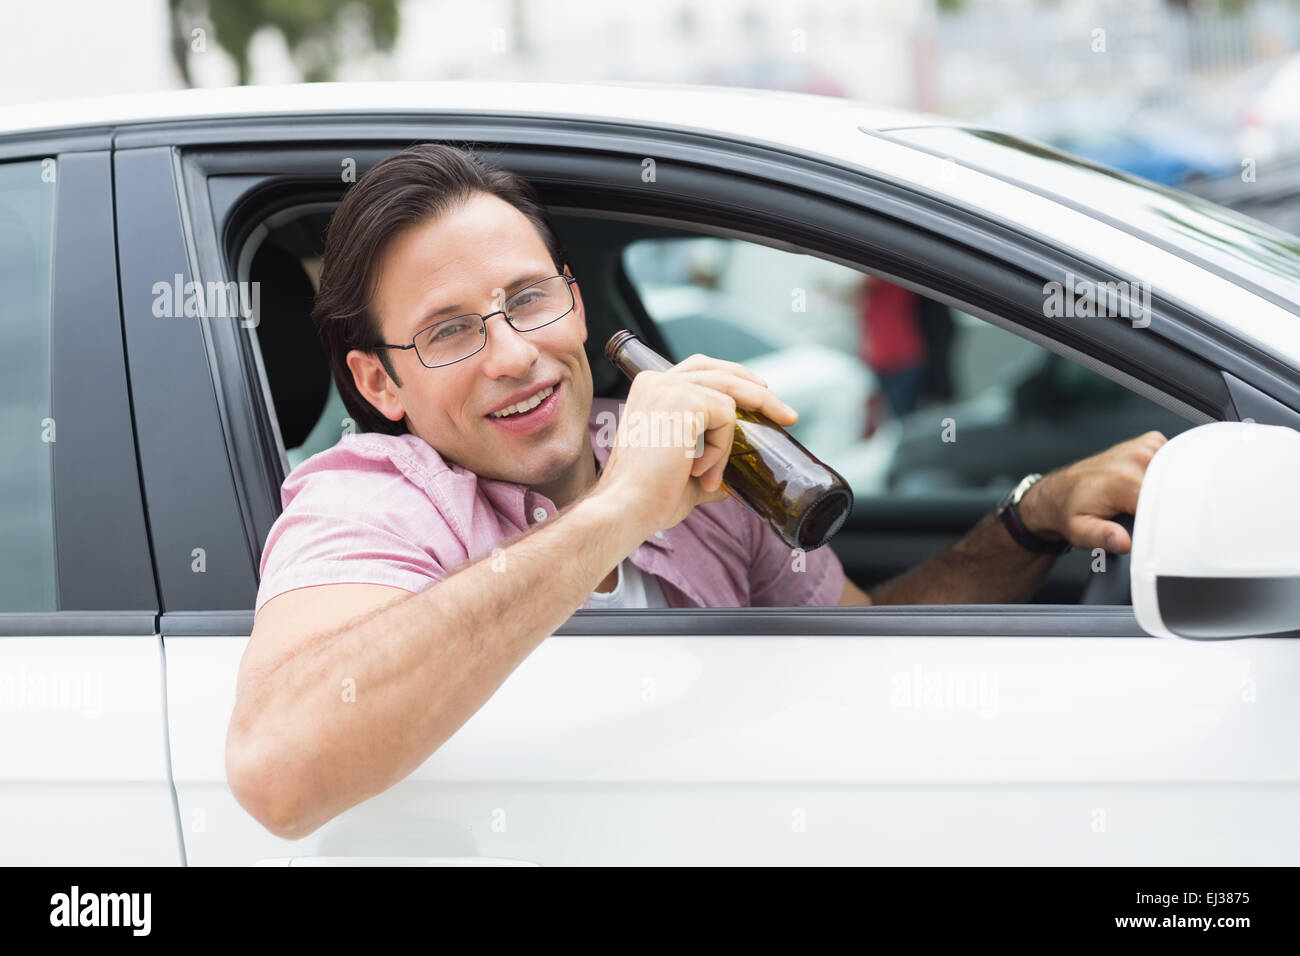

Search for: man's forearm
xmin=236 ymin=485 xmax=648 ymax=839
xmin=868 ymin=511 xmax=1059 ymax=605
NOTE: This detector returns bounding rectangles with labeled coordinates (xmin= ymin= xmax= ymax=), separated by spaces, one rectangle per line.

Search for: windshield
xmin=877 ymin=126 xmax=1300 ymax=314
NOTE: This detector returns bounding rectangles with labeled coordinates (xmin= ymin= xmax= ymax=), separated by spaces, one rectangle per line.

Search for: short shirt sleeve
xmin=744 ymin=513 xmax=846 ymax=607
xmin=254 ymin=477 xmax=449 ymax=616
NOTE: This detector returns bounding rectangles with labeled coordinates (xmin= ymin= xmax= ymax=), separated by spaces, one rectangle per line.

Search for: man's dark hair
xmin=312 ymin=143 xmax=570 ymax=436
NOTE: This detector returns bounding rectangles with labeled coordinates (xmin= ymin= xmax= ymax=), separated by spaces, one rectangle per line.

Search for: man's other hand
xmin=1017 ymin=431 xmax=1168 ymax=555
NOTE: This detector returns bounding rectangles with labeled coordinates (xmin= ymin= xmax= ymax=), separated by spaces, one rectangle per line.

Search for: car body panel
xmin=0 ymin=635 xmax=181 ymax=865
xmin=166 ymin=630 xmax=1298 ymax=865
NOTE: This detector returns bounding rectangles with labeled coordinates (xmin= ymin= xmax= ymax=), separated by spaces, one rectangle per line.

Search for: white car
xmin=1 ymin=81 xmax=1298 ymax=865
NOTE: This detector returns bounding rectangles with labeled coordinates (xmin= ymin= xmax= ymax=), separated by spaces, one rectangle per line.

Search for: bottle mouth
xmin=604 ymin=330 xmax=636 ymax=365
xmin=795 ymin=488 xmax=853 ymax=550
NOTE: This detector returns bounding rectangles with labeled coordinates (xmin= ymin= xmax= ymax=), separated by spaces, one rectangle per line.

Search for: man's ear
xmin=346 ymin=349 xmax=406 ymax=424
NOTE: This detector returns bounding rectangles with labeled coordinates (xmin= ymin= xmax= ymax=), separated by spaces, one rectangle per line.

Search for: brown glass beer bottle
xmin=604 ymin=330 xmax=853 ymax=551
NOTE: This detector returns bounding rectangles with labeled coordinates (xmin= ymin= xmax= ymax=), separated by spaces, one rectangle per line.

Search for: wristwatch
xmin=997 ymin=473 xmax=1069 ymax=555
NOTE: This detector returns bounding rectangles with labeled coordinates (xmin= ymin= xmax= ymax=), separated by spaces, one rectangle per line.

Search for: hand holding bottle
xmin=604 ymin=331 xmax=853 ymax=550
xmin=594 ymin=351 xmax=799 ymax=538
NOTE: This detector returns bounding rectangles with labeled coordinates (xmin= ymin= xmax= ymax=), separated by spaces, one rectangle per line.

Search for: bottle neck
xmin=606 ymin=331 xmax=674 ymax=377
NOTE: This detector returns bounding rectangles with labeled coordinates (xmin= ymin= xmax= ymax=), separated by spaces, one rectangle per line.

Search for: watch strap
xmin=999 ymin=496 xmax=1070 ymax=555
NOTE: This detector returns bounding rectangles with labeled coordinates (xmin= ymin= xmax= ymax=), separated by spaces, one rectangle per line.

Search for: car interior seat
xmin=248 ymin=241 xmax=333 ymax=464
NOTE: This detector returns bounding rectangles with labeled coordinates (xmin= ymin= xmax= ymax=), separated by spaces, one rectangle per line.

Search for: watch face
xmin=1011 ymin=473 xmax=1041 ymax=506
xmin=999 ymin=474 xmax=1039 ymax=514
xmin=1011 ymin=479 xmax=1028 ymax=506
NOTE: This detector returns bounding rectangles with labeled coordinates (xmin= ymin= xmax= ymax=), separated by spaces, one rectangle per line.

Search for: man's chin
xmin=475 ymin=443 xmax=583 ymax=487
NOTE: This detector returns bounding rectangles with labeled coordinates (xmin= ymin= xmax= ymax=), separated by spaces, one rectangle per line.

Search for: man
xmin=227 ymin=144 xmax=1165 ymax=839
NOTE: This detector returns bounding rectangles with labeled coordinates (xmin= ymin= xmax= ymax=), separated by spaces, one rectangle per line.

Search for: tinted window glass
xmin=0 ymin=159 xmax=57 ymax=610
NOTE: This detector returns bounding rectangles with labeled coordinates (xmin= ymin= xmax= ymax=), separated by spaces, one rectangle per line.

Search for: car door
xmin=0 ymin=135 xmax=178 ymax=865
xmin=155 ymin=109 xmax=1300 ymax=865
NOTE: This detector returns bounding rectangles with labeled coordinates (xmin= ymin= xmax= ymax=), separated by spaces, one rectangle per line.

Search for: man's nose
xmin=479 ymin=311 xmax=540 ymax=376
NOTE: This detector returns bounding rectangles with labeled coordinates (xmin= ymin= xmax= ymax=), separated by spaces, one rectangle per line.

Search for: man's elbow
xmin=226 ymin=730 xmax=320 ymax=842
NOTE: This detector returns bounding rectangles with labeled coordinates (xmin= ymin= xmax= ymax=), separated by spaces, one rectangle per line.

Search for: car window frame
xmin=157 ymin=114 xmax=1297 ymax=635
xmin=114 ymin=144 xmax=260 ymax=614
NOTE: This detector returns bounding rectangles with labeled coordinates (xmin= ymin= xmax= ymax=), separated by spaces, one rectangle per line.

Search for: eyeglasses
xmin=373 ymin=274 xmax=579 ymax=369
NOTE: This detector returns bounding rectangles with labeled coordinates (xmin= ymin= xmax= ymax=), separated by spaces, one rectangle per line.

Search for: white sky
xmin=0 ymin=0 xmax=924 ymax=107
xmin=0 ymin=1 xmax=178 ymax=106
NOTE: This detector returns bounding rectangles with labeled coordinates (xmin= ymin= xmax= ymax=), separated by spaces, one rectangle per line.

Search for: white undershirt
xmin=587 ymin=557 xmax=671 ymax=608
xmin=585 ymin=452 xmax=672 ymax=608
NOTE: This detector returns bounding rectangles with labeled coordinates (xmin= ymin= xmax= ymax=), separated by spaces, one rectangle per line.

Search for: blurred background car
xmin=1221 ymin=49 xmax=1300 ymax=164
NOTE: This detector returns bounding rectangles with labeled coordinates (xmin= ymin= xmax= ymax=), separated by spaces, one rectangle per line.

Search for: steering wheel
xmin=1078 ymin=514 xmax=1135 ymax=605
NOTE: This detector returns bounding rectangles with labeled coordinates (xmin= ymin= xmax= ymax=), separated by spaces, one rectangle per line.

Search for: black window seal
xmin=1225 ymin=371 xmax=1300 ymax=430
xmin=161 ymin=605 xmax=1152 ymax=638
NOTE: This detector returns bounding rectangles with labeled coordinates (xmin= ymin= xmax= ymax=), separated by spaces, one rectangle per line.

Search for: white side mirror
xmin=1132 ymin=421 xmax=1300 ymax=639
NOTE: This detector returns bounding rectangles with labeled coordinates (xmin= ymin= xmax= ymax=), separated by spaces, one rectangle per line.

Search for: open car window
xmin=242 ymin=201 xmax=1197 ymax=606
xmin=622 ymin=234 xmax=1194 ymax=498
xmin=622 ymin=234 xmax=1196 ymax=604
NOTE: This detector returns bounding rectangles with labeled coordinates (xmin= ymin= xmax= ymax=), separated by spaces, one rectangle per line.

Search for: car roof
xmin=0 ymin=79 xmax=950 ymax=139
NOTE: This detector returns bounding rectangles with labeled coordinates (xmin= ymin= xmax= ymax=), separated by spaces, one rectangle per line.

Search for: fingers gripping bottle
xmin=605 ymin=330 xmax=853 ymax=551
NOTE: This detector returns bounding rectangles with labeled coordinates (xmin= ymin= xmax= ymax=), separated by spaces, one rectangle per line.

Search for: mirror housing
xmin=1132 ymin=421 xmax=1300 ymax=639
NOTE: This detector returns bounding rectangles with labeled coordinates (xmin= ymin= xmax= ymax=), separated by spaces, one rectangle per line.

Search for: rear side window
xmin=0 ymin=159 xmax=56 ymax=611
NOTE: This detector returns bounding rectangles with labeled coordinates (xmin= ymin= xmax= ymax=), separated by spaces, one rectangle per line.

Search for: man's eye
xmin=432 ymin=320 xmax=473 ymax=340
xmin=511 ymin=292 xmax=541 ymax=307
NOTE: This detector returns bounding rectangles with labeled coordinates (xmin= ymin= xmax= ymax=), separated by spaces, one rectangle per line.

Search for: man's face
xmin=346 ymin=192 xmax=595 ymax=491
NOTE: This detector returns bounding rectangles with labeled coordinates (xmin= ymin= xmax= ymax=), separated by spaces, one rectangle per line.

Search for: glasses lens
xmin=414 ymin=315 xmax=484 ymax=367
xmin=507 ymin=276 xmax=573 ymax=331
xmin=409 ymin=277 xmax=574 ymax=367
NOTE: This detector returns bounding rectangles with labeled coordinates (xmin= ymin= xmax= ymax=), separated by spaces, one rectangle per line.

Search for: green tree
xmin=169 ymin=0 xmax=400 ymax=87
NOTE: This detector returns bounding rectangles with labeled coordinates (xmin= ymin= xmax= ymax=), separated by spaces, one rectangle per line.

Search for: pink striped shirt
xmin=255 ymin=396 xmax=846 ymax=615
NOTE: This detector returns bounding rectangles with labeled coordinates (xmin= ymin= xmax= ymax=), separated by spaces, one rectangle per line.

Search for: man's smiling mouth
xmin=487 ymin=383 xmax=558 ymax=418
